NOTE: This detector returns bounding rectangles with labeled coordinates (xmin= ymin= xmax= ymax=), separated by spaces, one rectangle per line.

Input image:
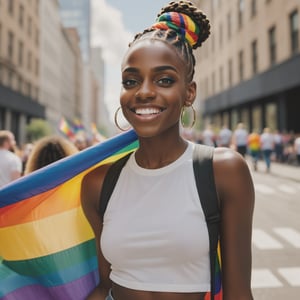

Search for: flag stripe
xmin=0 ymin=265 xmax=98 ymax=299
xmin=2 ymin=239 xmax=95 ymax=278
xmin=0 ymin=207 xmax=93 ymax=260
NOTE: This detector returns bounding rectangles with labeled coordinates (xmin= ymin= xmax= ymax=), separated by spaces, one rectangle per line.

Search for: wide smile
xmin=128 ymin=107 xmax=166 ymax=121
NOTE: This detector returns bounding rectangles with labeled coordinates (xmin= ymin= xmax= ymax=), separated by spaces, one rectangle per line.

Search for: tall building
xmin=0 ymin=0 xmax=44 ymax=144
xmin=59 ymin=0 xmax=91 ymax=63
xmin=194 ymin=0 xmax=300 ymax=133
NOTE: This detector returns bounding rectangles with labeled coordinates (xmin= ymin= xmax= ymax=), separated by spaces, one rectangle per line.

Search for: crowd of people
xmin=0 ymin=130 xmax=92 ymax=188
xmin=182 ymin=122 xmax=300 ymax=172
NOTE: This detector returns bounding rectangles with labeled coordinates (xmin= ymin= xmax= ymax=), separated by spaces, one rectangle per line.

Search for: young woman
xmin=81 ymin=1 xmax=255 ymax=299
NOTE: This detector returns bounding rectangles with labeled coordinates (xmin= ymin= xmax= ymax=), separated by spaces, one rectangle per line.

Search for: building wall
xmin=60 ymin=28 xmax=77 ymax=121
xmin=39 ymin=0 xmax=62 ymax=126
xmin=0 ymin=0 xmax=44 ymax=144
xmin=194 ymin=0 xmax=300 ymax=133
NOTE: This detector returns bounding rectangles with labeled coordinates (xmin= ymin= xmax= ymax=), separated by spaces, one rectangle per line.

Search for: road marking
xmin=277 ymin=267 xmax=300 ymax=286
xmin=251 ymin=269 xmax=283 ymax=288
xmin=277 ymin=184 xmax=296 ymax=194
xmin=254 ymin=184 xmax=275 ymax=195
xmin=273 ymin=227 xmax=300 ymax=248
xmin=252 ymin=229 xmax=283 ymax=249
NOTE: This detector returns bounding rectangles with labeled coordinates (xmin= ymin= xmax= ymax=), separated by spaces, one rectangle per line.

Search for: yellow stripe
xmin=0 ymin=207 xmax=94 ymax=261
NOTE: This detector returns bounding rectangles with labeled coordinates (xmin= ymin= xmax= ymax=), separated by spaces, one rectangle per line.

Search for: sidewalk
xmin=246 ymin=157 xmax=300 ymax=182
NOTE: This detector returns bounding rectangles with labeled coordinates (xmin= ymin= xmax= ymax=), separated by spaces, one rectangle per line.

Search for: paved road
xmin=248 ymin=159 xmax=300 ymax=299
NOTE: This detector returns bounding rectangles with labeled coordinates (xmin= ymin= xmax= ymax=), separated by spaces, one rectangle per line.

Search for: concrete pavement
xmin=246 ymin=157 xmax=300 ymax=182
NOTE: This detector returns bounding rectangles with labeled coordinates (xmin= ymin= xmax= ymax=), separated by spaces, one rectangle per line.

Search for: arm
xmin=81 ymin=165 xmax=112 ymax=300
xmin=213 ymin=148 xmax=255 ymax=300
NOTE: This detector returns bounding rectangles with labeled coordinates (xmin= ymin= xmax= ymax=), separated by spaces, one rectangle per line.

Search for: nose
xmin=135 ymin=79 xmax=155 ymax=101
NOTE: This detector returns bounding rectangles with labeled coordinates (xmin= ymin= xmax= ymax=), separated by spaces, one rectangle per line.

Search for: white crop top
xmin=100 ymin=142 xmax=210 ymax=293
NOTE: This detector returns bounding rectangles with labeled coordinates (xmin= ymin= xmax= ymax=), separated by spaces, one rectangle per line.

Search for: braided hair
xmin=129 ymin=1 xmax=210 ymax=82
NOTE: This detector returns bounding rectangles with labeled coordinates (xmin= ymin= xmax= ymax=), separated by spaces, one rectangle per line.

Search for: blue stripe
xmin=0 ymin=130 xmax=138 ymax=207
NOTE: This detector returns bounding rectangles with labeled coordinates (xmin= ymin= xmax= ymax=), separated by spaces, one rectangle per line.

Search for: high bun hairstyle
xmin=129 ymin=1 xmax=210 ymax=81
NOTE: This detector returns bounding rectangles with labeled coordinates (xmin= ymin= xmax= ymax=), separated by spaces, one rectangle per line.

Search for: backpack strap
xmin=193 ymin=144 xmax=221 ymax=300
xmin=99 ymin=153 xmax=132 ymax=217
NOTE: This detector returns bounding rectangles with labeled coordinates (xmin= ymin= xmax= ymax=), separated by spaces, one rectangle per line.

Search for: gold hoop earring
xmin=114 ymin=107 xmax=131 ymax=131
xmin=181 ymin=105 xmax=196 ymax=128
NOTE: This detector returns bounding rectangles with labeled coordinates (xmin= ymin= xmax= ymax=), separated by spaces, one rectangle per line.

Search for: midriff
xmin=112 ymin=283 xmax=206 ymax=300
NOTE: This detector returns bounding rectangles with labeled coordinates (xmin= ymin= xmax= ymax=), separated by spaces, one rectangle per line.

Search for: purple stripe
xmin=1 ymin=270 xmax=99 ymax=300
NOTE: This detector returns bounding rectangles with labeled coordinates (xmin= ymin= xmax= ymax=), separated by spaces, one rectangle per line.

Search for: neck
xmin=135 ymin=132 xmax=188 ymax=169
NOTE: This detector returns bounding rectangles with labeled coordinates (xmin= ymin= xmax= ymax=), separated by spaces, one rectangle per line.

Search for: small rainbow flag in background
xmin=58 ymin=117 xmax=75 ymax=139
xmin=0 ymin=130 xmax=138 ymax=300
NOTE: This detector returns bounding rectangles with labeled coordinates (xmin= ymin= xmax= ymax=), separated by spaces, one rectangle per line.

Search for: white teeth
xmin=135 ymin=108 xmax=161 ymax=115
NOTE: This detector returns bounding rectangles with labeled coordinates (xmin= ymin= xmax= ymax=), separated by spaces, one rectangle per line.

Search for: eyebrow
xmin=122 ymin=65 xmax=178 ymax=74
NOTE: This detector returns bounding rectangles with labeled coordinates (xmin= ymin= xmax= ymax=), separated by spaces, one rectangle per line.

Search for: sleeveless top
xmin=100 ymin=142 xmax=210 ymax=292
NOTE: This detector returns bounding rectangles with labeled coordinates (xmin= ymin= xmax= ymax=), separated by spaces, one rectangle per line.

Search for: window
xmin=7 ymin=31 xmax=14 ymax=61
xmin=28 ymin=17 xmax=32 ymax=37
xmin=8 ymin=0 xmax=14 ymax=15
xmin=251 ymin=0 xmax=257 ymax=17
xmin=219 ymin=23 xmax=223 ymax=48
xmin=27 ymin=51 xmax=32 ymax=71
xmin=35 ymin=59 xmax=39 ymax=76
xmin=269 ymin=26 xmax=276 ymax=65
xmin=18 ymin=41 xmax=23 ymax=66
xmin=18 ymin=76 xmax=23 ymax=92
xmin=212 ymin=72 xmax=215 ymax=94
xmin=228 ymin=59 xmax=233 ymax=87
xmin=290 ymin=10 xmax=299 ymax=55
xmin=238 ymin=0 xmax=244 ymax=29
xmin=238 ymin=50 xmax=244 ymax=81
xmin=219 ymin=66 xmax=223 ymax=90
xmin=19 ymin=4 xmax=24 ymax=26
xmin=251 ymin=39 xmax=258 ymax=74
xmin=227 ymin=12 xmax=231 ymax=39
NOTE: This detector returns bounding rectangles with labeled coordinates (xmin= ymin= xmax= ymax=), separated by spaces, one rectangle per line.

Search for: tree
xmin=26 ymin=119 xmax=53 ymax=142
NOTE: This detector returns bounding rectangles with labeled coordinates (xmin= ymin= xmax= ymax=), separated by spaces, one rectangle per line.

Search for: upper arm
xmin=213 ymin=148 xmax=255 ymax=299
xmin=81 ymin=164 xmax=112 ymax=290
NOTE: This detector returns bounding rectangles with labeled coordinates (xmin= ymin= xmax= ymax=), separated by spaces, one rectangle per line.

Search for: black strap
xmin=99 ymin=153 xmax=131 ymax=217
xmin=193 ymin=144 xmax=220 ymax=300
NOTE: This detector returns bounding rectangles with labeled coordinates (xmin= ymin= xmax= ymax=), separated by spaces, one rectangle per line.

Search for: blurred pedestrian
xmin=24 ymin=135 xmax=78 ymax=174
xmin=260 ymin=127 xmax=274 ymax=173
xmin=232 ymin=122 xmax=249 ymax=157
xmin=247 ymin=130 xmax=261 ymax=171
xmin=294 ymin=135 xmax=300 ymax=165
xmin=217 ymin=124 xmax=232 ymax=147
xmin=273 ymin=130 xmax=284 ymax=162
xmin=202 ymin=124 xmax=216 ymax=146
xmin=0 ymin=130 xmax=22 ymax=187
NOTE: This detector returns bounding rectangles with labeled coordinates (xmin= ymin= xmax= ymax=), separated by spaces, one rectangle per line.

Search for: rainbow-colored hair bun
xmin=152 ymin=12 xmax=200 ymax=48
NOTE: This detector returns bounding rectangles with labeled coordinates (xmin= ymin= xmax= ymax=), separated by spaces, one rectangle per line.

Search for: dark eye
xmin=157 ymin=77 xmax=175 ymax=86
xmin=122 ymin=79 xmax=138 ymax=88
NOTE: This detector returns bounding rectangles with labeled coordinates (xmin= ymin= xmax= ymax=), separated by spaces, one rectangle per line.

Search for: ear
xmin=185 ymin=81 xmax=197 ymax=106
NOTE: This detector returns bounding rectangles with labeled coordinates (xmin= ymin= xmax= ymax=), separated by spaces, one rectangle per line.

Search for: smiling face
xmin=120 ymin=39 xmax=196 ymax=139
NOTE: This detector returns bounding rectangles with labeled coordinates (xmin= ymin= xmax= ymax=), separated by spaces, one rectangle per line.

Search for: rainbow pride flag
xmin=0 ymin=130 xmax=138 ymax=300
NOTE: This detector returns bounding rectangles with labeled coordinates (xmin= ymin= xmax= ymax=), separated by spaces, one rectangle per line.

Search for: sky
xmin=91 ymin=0 xmax=169 ymax=121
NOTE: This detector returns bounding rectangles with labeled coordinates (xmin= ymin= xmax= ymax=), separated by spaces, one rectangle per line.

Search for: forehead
xmin=122 ymin=39 xmax=186 ymax=73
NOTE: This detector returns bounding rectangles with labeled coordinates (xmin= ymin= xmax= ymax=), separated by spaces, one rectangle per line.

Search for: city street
xmin=248 ymin=159 xmax=300 ymax=299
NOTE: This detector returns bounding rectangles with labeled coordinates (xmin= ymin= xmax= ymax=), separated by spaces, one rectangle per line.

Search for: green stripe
xmin=2 ymin=239 xmax=96 ymax=277
xmin=115 ymin=140 xmax=139 ymax=155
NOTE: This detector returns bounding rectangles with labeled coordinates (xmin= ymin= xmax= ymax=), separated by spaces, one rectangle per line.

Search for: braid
xmin=129 ymin=1 xmax=210 ymax=81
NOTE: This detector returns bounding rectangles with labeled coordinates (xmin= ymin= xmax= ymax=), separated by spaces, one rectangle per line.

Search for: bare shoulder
xmin=212 ymin=147 xmax=254 ymax=205
xmin=81 ymin=163 xmax=112 ymax=213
